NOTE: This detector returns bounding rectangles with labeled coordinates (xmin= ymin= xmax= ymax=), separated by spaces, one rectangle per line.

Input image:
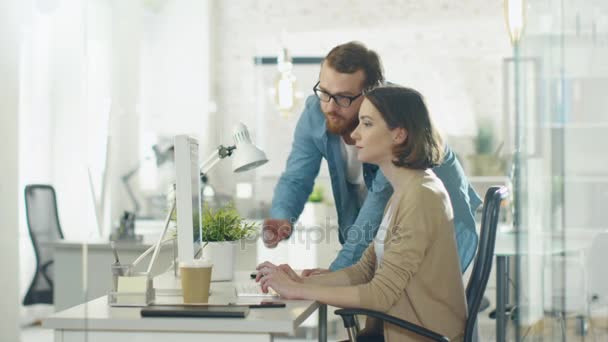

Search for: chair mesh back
xmin=464 ymin=186 xmax=508 ymax=341
xmin=23 ymin=184 xmax=64 ymax=305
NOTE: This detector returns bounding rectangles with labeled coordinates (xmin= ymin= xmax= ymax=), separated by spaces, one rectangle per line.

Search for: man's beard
xmin=325 ymin=112 xmax=358 ymax=135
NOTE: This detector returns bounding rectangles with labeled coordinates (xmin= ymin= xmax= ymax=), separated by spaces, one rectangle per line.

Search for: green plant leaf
xmin=475 ymin=118 xmax=495 ymax=155
xmin=198 ymin=202 xmax=257 ymax=242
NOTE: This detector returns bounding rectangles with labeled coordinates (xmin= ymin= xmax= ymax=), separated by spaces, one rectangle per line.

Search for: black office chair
xmin=23 ymin=184 xmax=65 ymax=305
xmin=335 ymin=186 xmax=509 ymax=342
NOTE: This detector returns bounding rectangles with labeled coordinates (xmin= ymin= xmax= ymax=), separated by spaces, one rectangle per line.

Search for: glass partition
xmin=511 ymin=0 xmax=608 ymax=340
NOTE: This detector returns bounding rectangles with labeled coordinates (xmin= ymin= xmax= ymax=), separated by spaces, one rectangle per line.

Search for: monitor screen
xmin=174 ymin=135 xmax=202 ymax=263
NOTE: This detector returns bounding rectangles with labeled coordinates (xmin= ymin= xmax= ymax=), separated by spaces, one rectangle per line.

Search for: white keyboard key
xmin=234 ymin=282 xmax=278 ymax=297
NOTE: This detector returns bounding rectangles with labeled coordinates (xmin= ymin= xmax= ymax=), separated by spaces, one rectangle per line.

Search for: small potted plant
xmin=469 ymin=118 xmax=506 ymax=176
xmin=168 ymin=187 xmax=257 ymax=281
xmin=198 ymin=202 xmax=257 ymax=281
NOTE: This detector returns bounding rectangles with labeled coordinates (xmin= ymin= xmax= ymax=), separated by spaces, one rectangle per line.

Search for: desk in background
xmin=47 ymin=239 xmax=174 ymax=311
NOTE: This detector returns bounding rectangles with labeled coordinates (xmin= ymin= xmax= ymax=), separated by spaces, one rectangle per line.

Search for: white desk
xmin=43 ymin=272 xmax=321 ymax=342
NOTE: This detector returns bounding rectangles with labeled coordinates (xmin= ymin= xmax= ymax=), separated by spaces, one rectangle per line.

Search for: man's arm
xmin=432 ymin=145 xmax=482 ymax=271
xmin=329 ymin=170 xmax=392 ymax=271
xmin=270 ymin=97 xmax=323 ymax=226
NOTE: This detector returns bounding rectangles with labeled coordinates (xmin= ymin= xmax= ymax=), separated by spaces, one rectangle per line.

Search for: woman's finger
xmin=255 ymin=265 xmax=275 ymax=282
xmin=256 ymin=261 xmax=276 ymax=270
xmin=278 ymin=264 xmax=298 ymax=281
xmin=255 ymin=270 xmax=264 ymax=282
xmin=260 ymin=275 xmax=272 ymax=293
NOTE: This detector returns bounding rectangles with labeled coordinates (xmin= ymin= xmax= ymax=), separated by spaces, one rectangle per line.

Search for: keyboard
xmin=234 ymin=282 xmax=278 ymax=297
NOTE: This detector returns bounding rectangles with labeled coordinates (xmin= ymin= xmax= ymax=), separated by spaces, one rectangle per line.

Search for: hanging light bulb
xmin=504 ymin=0 xmax=527 ymax=45
xmin=275 ymin=47 xmax=297 ymax=117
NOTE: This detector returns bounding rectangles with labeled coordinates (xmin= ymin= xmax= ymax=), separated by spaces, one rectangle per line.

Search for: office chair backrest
xmin=23 ymin=184 xmax=65 ymax=305
xmin=464 ymin=186 xmax=508 ymax=341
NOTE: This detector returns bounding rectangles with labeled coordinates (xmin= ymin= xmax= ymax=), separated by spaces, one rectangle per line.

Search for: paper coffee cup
xmin=180 ymin=259 xmax=213 ymax=303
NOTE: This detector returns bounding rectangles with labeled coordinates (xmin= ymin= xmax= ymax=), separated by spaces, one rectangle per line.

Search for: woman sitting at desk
xmin=256 ymin=86 xmax=467 ymax=342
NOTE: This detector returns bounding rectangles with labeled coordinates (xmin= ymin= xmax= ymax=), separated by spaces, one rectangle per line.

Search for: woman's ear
xmin=393 ymin=128 xmax=408 ymax=144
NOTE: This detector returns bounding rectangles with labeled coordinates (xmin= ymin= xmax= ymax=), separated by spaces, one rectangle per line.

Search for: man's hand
xmin=301 ymin=268 xmax=331 ymax=277
xmin=262 ymin=219 xmax=293 ymax=248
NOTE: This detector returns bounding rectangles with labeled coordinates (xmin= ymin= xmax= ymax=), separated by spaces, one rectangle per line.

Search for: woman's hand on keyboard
xmin=255 ymin=261 xmax=302 ymax=283
xmin=258 ymin=266 xmax=302 ymax=299
xmin=256 ymin=261 xmax=302 ymax=283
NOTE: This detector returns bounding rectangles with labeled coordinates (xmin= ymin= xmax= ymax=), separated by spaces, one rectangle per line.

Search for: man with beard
xmin=263 ymin=41 xmax=481 ymax=274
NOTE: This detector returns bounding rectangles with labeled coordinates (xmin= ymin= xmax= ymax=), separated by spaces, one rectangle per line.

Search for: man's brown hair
xmin=324 ymin=41 xmax=384 ymax=91
xmin=365 ymin=86 xmax=444 ymax=170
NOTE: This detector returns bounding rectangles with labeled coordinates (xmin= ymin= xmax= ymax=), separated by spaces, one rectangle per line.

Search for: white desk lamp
xmin=200 ymin=122 xmax=268 ymax=174
xmin=132 ymin=123 xmax=268 ymax=275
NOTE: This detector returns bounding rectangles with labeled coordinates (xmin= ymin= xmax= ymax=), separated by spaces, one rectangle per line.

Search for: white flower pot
xmin=202 ymin=241 xmax=236 ymax=281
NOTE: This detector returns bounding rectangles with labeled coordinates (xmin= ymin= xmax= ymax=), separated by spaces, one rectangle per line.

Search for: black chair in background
xmin=23 ymin=184 xmax=65 ymax=306
xmin=335 ymin=186 xmax=509 ymax=342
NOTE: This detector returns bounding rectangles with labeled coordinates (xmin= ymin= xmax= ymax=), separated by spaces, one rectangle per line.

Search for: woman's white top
xmin=374 ymin=205 xmax=393 ymax=268
xmin=340 ymin=138 xmax=367 ymax=207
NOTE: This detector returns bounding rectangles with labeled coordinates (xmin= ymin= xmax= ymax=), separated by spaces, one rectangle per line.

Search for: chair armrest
xmin=40 ymin=260 xmax=54 ymax=288
xmin=335 ymin=308 xmax=450 ymax=342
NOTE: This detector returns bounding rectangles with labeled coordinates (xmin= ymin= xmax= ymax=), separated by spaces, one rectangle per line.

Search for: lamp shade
xmin=231 ymin=122 xmax=268 ymax=173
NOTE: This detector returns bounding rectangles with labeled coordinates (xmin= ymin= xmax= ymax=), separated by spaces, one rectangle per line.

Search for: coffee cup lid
xmin=179 ymin=258 xmax=212 ymax=268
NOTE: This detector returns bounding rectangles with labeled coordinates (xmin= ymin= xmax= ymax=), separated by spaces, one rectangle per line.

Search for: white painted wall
xmin=0 ymin=0 xmax=22 ymax=340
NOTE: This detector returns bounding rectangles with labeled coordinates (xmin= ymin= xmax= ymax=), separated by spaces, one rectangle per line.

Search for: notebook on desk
xmin=141 ymin=305 xmax=249 ymax=318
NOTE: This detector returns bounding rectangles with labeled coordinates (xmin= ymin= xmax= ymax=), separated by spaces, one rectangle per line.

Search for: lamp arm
xmin=121 ymin=163 xmax=142 ymax=214
xmin=218 ymin=145 xmax=236 ymax=158
xmin=199 ymin=145 xmax=236 ymax=175
xmin=122 ymin=163 xmax=141 ymax=180
xmin=146 ymin=200 xmax=176 ymax=274
xmin=200 ymin=149 xmax=220 ymax=172
xmin=201 ymin=157 xmax=222 ymax=176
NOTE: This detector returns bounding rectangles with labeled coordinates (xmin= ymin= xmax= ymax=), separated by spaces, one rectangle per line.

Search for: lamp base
xmin=110 ymin=210 xmax=140 ymax=241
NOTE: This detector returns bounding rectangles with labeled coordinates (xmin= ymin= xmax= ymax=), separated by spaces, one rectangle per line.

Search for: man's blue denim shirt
xmin=270 ymin=96 xmax=482 ymax=272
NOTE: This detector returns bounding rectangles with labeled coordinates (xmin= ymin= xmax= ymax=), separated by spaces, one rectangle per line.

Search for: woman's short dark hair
xmin=324 ymin=41 xmax=384 ymax=91
xmin=364 ymin=86 xmax=444 ymax=170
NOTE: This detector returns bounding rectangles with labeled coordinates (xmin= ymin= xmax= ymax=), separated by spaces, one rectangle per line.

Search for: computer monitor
xmin=173 ymin=135 xmax=202 ymax=263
